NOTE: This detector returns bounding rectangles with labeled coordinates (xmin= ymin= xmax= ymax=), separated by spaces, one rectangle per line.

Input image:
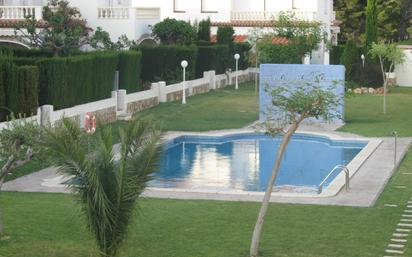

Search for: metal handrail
xmin=318 ymin=165 xmax=350 ymax=194
xmin=392 ymin=131 xmax=398 ymax=166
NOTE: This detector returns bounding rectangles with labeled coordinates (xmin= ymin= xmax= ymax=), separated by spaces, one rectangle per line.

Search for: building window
xmin=201 ymin=0 xmax=218 ymax=13
xmin=174 ymin=0 xmax=185 ymax=13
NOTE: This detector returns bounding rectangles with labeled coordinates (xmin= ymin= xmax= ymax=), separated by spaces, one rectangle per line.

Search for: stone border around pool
xmin=144 ymin=129 xmax=382 ymax=199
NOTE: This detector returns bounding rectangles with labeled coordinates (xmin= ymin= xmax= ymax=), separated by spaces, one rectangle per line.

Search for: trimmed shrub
xmin=151 ymin=18 xmax=197 ymax=45
xmin=341 ymin=39 xmax=360 ymax=79
xmin=37 ymin=52 xmax=118 ymax=110
xmin=196 ymin=45 xmax=229 ymax=78
xmin=15 ymin=66 xmax=39 ymax=116
xmin=217 ymin=27 xmax=235 ymax=45
xmin=118 ymin=51 xmax=142 ymax=93
xmin=140 ymin=45 xmax=197 ymax=84
xmin=231 ymin=42 xmax=252 ymax=70
xmin=195 ymin=40 xmax=213 ymax=46
xmin=257 ymin=43 xmax=301 ymax=64
xmin=330 ymin=45 xmax=345 ymax=65
xmin=198 ymin=18 xmax=211 ymax=42
xmin=0 ymin=47 xmax=54 ymax=58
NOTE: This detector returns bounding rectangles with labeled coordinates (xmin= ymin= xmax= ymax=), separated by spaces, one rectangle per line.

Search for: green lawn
xmin=2 ymin=84 xmax=412 ymax=256
xmin=134 ymin=82 xmax=259 ymax=131
xmin=1 ymin=148 xmax=412 ymax=257
xmin=340 ymin=87 xmax=412 ymax=137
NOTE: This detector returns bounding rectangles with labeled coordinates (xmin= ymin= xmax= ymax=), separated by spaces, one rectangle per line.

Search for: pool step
xmin=391 ymin=238 xmax=407 ymax=243
xmin=385 ymin=249 xmax=404 ymax=254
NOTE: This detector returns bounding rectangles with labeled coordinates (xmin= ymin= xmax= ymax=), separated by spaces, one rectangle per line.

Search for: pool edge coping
xmin=146 ymin=129 xmax=382 ymax=199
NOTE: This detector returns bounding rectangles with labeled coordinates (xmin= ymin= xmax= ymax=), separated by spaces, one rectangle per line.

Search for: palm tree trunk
xmin=249 ymin=121 xmax=301 ymax=257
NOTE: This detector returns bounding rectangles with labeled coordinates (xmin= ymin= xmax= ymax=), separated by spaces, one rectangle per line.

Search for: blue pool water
xmin=150 ymin=134 xmax=367 ymax=193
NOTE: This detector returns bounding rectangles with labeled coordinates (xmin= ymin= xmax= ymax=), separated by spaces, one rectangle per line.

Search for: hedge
xmin=196 ymin=45 xmax=229 ymax=78
xmin=0 ymin=56 xmax=38 ymax=120
xmin=37 ymin=52 xmax=118 ymax=110
xmin=140 ymin=45 xmax=197 ymax=84
xmin=15 ymin=66 xmax=39 ymax=116
xmin=118 ymin=51 xmax=142 ymax=93
xmin=330 ymin=45 xmax=345 ymax=65
xmin=230 ymin=42 xmax=251 ymax=70
xmin=0 ymin=47 xmax=54 ymax=58
xmin=257 ymin=43 xmax=301 ymax=64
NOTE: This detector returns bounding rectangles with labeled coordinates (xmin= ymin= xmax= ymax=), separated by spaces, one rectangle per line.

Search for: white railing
xmin=230 ymin=11 xmax=317 ymax=21
xmin=98 ymin=7 xmax=129 ymax=19
xmin=0 ymin=6 xmax=43 ymax=20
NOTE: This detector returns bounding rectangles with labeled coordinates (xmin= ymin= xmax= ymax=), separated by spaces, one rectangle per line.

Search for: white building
xmin=0 ymin=0 xmax=339 ymax=64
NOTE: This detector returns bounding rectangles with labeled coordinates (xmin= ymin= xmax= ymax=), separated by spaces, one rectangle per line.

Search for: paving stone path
xmin=384 ymin=190 xmax=412 ymax=256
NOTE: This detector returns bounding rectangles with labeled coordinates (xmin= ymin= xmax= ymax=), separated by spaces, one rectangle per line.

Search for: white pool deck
xmin=3 ymin=123 xmax=412 ymax=207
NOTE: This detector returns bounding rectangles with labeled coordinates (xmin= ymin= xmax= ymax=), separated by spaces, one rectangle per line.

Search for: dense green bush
xmin=37 ymin=52 xmax=118 ymax=110
xmin=196 ymin=45 xmax=229 ymax=78
xmin=341 ymin=39 xmax=360 ymax=79
xmin=257 ymin=43 xmax=301 ymax=64
xmin=230 ymin=42 xmax=252 ymax=70
xmin=217 ymin=27 xmax=235 ymax=45
xmin=330 ymin=45 xmax=345 ymax=65
xmin=151 ymin=18 xmax=197 ymax=45
xmin=140 ymin=45 xmax=197 ymax=84
xmin=0 ymin=55 xmax=38 ymax=120
xmin=15 ymin=66 xmax=39 ymax=115
xmin=0 ymin=47 xmax=54 ymax=58
xmin=118 ymin=51 xmax=142 ymax=93
xmin=198 ymin=18 xmax=211 ymax=42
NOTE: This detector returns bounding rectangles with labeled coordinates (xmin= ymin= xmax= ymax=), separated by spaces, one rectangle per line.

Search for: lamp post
xmin=181 ymin=60 xmax=188 ymax=105
xmin=234 ymin=53 xmax=240 ymax=90
xmin=254 ymin=37 xmax=263 ymax=96
xmin=361 ymin=54 xmax=365 ymax=68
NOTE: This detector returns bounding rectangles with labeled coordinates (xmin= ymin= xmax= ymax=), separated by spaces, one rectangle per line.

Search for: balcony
xmin=97 ymin=7 xmax=129 ymax=19
xmin=230 ymin=11 xmax=317 ymax=22
xmin=0 ymin=6 xmax=43 ymax=20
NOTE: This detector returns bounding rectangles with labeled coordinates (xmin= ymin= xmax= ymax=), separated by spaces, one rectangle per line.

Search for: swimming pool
xmin=150 ymin=133 xmax=368 ymax=194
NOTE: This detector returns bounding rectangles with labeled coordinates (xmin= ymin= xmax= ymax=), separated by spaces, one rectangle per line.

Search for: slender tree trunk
xmin=249 ymin=121 xmax=301 ymax=257
xmin=378 ymin=56 xmax=387 ymax=115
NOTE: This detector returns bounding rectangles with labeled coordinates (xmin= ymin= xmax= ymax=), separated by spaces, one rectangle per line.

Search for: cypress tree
xmin=365 ymin=0 xmax=378 ymax=50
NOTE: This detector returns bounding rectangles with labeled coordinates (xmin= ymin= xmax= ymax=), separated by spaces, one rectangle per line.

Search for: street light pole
xmin=181 ymin=60 xmax=188 ymax=104
xmin=234 ymin=53 xmax=240 ymax=90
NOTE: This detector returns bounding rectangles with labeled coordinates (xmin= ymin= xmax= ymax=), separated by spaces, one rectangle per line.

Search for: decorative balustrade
xmin=0 ymin=6 xmax=42 ymax=19
xmin=231 ymin=11 xmax=317 ymax=21
xmin=98 ymin=7 xmax=129 ymax=19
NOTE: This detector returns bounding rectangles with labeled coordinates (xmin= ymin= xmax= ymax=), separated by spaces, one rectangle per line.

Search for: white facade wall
xmin=395 ymin=46 xmax=412 ymax=87
xmin=1 ymin=0 xmax=335 ymax=63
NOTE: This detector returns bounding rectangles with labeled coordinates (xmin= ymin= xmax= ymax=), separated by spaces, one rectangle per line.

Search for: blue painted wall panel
xmin=259 ymin=64 xmax=345 ymax=124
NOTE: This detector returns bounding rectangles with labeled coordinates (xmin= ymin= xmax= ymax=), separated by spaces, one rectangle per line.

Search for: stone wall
xmin=95 ymin=107 xmax=117 ymax=124
xmin=167 ymin=89 xmax=190 ymax=102
xmin=127 ymin=97 xmax=159 ymax=114
xmin=192 ymin=83 xmax=209 ymax=95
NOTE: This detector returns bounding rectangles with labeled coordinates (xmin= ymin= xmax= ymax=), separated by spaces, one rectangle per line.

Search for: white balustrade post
xmin=40 ymin=105 xmax=54 ymax=126
xmin=157 ymin=81 xmax=167 ymax=103
xmin=209 ymin=70 xmax=216 ymax=90
xmin=117 ymin=89 xmax=127 ymax=112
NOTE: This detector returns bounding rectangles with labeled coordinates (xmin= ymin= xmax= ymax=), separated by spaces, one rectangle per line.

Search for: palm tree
xmin=43 ymin=118 xmax=162 ymax=257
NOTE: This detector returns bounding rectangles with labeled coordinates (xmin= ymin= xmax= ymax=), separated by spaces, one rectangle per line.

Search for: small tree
xmin=15 ymin=0 xmax=91 ymax=56
xmin=249 ymin=77 xmax=341 ymax=257
xmin=369 ymin=43 xmax=405 ymax=114
xmin=0 ymin=116 xmax=42 ymax=236
xmin=198 ymin=18 xmax=211 ymax=42
xmin=272 ymin=12 xmax=326 ymax=59
xmin=43 ymin=118 xmax=162 ymax=257
xmin=90 ymin=27 xmax=135 ymax=51
xmin=151 ymin=18 xmax=197 ymax=45
xmin=216 ymin=26 xmax=235 ymax=45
